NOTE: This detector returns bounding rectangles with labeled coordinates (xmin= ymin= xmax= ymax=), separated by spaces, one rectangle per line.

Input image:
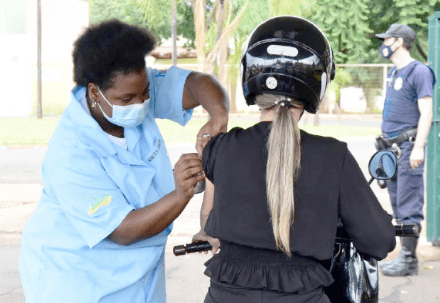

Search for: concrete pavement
xmin=1 ymin=137 xmax=440 ymax=303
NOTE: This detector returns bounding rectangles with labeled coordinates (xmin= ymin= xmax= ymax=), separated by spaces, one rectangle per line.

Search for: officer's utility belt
xmin=376 ymin=128 xmax=417 ymax=150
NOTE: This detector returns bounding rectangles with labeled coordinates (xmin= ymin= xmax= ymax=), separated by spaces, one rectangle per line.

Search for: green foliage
xmin=366 ymin=0 xmax=440 ymax=64
xmin=310 ymin=0 xmax=373 ymax=64
xmin=87 ymin=0 xmax=147 ymax=28
xmin=268 ymin=0 xmax=304 ymax=16
xmin=136 ymin=0 xmax=171 ymax=41
xmin=226 ymin=0 xmax=317 ymax=86
xmin=234 ymin=0 xmax=270 ymax=39
xmin=225 ymin=0 xmax=271 ymax=86
xmin=328 ymin=67 xmax=353 ymax=105
xmin=86 ymin=0 xmax=440 ymax=65
xmin=87 ymin=0 xmax=194 ymax=44
xmin=176 ymin=1 xmax=195 ymax=48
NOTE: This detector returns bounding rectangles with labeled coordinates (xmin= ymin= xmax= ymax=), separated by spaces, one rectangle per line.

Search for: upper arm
xmin=201 ymin=133 xmax=227 ymax=183
xmin=201 ymin=179 xmax=215 ymax=216
xmin=182 ymin=71 xmax=228 ymax=111
xmin=149 ymin=66 xmax=193 ymax=125
xmin=413 ymin=65 xmax=435 ymax=104
xmin=182 ymin=71 xmax=201 ymax=110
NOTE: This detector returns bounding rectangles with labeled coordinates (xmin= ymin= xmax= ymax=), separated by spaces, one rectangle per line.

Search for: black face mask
xmin=380 ymin=40 xmax=397 ymax=60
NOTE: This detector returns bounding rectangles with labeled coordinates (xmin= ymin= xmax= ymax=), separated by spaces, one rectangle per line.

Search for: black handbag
xmin=324 ymin=226 xmax=379 ymax=303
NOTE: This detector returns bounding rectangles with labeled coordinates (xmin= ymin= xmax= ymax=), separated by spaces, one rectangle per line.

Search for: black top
xmin=202 ymin=122 xmax=395 ymax=261
xmin=201 ymin=122 xmax=396 ymax=292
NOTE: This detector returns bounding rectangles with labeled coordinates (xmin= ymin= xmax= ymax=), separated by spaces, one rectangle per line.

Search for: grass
xmin=0 ymin=117 xmax=61 ymax=146
xmin=0 ymin=117 xmax=380 ymax=147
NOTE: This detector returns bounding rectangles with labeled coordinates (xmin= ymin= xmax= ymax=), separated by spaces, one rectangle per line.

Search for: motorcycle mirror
xmin=368 ymin=150 xmax=397 ymax=183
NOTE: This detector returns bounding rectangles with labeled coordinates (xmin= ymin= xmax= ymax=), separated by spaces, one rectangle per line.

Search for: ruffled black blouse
xmin=201 ymin=122 xmax=395 ymax=292
xmin=205 ymin=241 xmax=334 ymax=293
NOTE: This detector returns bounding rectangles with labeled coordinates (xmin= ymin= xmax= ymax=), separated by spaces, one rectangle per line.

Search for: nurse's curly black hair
xmin=73 ymin=19 xmax=156 ymax=90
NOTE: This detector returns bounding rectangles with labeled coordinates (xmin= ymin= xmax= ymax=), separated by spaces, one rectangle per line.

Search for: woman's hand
xmin=192 ymin=230 xmax=221 ymax=255
xmin=173 ymin=153 xmax=205 ymax=202
xmin=196 ymin=115 xmax=228 ymax=157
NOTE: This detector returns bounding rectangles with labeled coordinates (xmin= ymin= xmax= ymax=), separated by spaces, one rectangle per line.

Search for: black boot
xmin=380 ymin=244 xmax=404 ymax=269
xmin=381 ymin=237 xmax=418 ymax=276
xmin=381 ymin=224 xmax=421 ymax=270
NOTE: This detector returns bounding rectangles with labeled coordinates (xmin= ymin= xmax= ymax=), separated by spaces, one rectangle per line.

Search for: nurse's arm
xmin=107 ymin=153 xmax=205 ymax=246
xmin=182 ymin=71 xmax=229 ymax=156
xmin=182 ymin=72 xmax=229 ymax=119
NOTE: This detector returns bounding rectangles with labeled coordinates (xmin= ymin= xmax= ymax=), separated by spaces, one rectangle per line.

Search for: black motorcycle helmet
xmin=241 ymin=16 xmax=336 ymax=113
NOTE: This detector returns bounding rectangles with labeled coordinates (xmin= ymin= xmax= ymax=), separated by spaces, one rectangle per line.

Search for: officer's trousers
xmin=203 ymin=278 xmax=331 ymax=303
xmin=386 ymin=141 xmax=425 ymax=225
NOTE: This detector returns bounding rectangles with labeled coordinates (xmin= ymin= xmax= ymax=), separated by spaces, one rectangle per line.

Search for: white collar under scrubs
xmin=19 ymin=66 xmax=193 ymax=303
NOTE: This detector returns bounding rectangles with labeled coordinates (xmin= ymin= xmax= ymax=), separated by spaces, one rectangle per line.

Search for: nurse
xmin=19 ymin=19 xmax=228 ymax=302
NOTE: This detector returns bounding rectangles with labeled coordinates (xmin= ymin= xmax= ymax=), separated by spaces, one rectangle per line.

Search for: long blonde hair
xmin=255 ymin=94 xmax=302 ymax=257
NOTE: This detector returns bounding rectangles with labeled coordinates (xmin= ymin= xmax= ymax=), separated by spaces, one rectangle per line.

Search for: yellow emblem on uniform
xmin=88 ymin=195 xmax=112 ymax=215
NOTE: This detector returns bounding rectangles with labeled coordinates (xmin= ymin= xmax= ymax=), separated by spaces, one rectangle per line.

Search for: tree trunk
xmin=314 ymin=112 xmax=320 ymax=126
xmin=193 ymin=0 xmax=206 ymax=70
xmin=171 ymin=0 xmax=178 ymax=66
xmin=215 ymin=0 xmax=226 ymax=79
xmin=216 ymin=0 xmax=225 ymax=42
xmin=37 ymin=0 xmax=42 ymax=118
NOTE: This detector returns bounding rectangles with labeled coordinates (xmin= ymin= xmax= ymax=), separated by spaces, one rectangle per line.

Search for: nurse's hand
xmin=174 ymin=153 xmax=205 ymax=202
xmin=196 ymin=115 xmax=228 ymax=157
xmin=192 ymin=230 xmax=221 ymax=255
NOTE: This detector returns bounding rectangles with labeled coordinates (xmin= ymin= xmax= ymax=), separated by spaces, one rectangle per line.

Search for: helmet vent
xmin=267 ymin=45 xmax=298 ymax=58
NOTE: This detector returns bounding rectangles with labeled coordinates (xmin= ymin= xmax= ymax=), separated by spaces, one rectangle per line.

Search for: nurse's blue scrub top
xmin=19 ymin=66 xmax=193 ymax=303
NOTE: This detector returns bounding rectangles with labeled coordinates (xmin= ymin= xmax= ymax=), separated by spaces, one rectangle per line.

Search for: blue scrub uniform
xmin=382 ymin=61 xmax=435 ymax=225
xmin=19 ymin=66 xmax=193 ymax=303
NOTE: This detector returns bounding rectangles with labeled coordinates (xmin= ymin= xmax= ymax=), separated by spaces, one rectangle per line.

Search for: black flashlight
xmin=173 ymin=241 xmax=212 ymax=256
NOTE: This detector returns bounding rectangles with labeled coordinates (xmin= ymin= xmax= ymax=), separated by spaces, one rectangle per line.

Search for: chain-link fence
xmin=153 ymin=63 xmax=395 ymax=114
xmin=326 ymin=64 xmax=393 ymax=115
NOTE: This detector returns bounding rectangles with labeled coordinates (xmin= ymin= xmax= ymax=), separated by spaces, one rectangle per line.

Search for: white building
xmin=0 ymin=0 xmax=89 ymax=117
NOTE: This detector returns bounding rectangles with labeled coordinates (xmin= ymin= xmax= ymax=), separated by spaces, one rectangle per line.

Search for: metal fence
xmin=332 ymin=64 xmax=393 ymax=114
xmin=152 ymin=63 xmax=394 ymax=114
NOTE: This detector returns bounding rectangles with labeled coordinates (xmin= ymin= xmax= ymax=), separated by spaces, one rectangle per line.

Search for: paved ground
xmin=1 ymin=114 xmax=440 ymax=303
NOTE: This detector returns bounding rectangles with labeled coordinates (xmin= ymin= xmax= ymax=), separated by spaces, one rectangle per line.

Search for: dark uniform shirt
xmin=382 ymin=60 xmax=435 ymax=134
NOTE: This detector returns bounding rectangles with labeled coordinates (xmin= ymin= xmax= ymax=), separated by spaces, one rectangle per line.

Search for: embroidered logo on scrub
xmin=88 ymin=195 xmax=112 ymax=215
xmin=148 ymin=139 xmax=161 ymax=162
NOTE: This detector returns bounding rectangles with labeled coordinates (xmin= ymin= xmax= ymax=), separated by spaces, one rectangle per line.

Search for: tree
xmin=87 ymin=0 xmax=194 ymax=45
xmin=192 ymin=0 xmax=248 ymax=73
xmin=366 ymin=0 xmax=440 ymax=64
xmin=310 ymin=0 xmax=373 ymax=64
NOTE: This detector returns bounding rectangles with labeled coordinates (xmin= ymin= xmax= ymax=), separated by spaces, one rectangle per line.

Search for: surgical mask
xmin=97 ymin=87 xmax=149 ymax=128
xmin=380 ymin=41 xmax=396 ymax=60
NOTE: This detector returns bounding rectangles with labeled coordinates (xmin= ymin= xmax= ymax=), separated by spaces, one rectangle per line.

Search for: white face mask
xmin=97 ymin=87 xmax=149 ymax=128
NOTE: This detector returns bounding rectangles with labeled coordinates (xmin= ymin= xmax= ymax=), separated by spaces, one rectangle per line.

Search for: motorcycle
xmin=174 ymin=150 xmax=420 ymax=303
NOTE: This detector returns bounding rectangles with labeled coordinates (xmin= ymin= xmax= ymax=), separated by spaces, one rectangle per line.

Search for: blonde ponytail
xmin=255 ymin=94 xmax=302 ymax=257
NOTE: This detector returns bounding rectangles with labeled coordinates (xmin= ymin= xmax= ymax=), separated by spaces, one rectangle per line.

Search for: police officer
xmin=376 ymin=24 xmax=435 ymax=276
